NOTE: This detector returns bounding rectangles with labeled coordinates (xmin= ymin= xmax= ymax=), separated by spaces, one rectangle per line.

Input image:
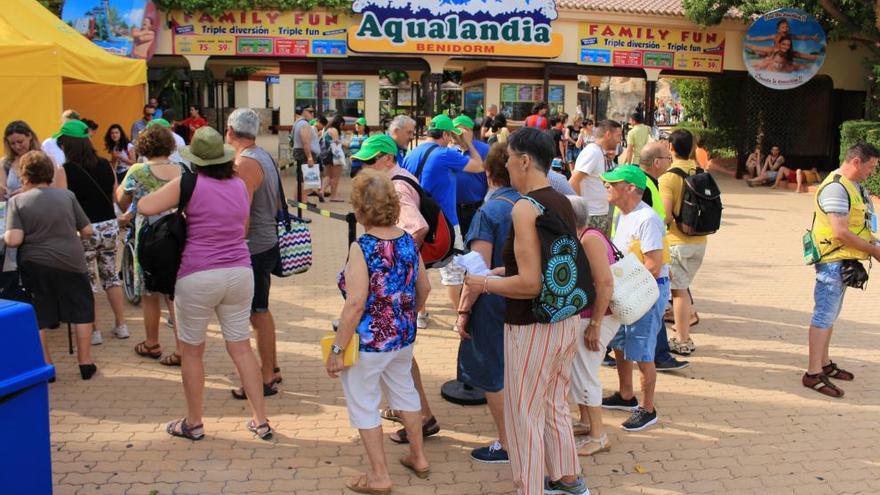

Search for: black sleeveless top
xmin=64 ymin=158 xmax=116 ymax=223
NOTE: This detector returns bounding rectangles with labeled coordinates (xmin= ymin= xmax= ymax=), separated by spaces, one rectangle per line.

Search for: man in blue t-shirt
xmin=403 ymin=114 xmax=484 ymax=322
xmin=453 ymin=115 xmax=490 ymax=237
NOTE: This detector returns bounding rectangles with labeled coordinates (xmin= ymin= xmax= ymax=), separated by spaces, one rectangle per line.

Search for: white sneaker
xmin=417 ymin=312 xmax=430 ymax=329
xmin=112 ymin=324 xmax=130 ymax=339
xmin=90 ymin=329 xmax=103 ymax=346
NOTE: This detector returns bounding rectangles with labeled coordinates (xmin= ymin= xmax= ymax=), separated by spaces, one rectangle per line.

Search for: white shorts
xmin=340 ymin=344 xmax=421 ymax=429
xmin=174 ymin=266 xmax=254 ymax=345
xmin=438 ymin=224 xmax=466 ymax=286
xmin=570 ymin=314 xmax=620 ymax=407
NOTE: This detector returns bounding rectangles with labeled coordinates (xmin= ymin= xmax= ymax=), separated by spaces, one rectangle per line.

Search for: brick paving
xmin=48 ymin=173 xmax=880 ymax=494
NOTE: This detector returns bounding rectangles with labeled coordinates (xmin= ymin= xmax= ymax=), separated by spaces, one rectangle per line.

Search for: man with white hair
xmin=42 ymin=109 xmax=79 ymax=167
xmin=388 ymin=114 xmax=416 ymax=164
xmin=226 ymin=108 xmax=283 ymax=399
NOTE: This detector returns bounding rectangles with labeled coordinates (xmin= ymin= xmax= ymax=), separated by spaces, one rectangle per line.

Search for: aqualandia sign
xmin=348 ymin=0 xmax=564 ymax=58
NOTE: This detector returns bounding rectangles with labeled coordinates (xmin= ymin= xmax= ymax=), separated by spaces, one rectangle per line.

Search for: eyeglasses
xmin=362 ymin=154 xmax=386 ymax=166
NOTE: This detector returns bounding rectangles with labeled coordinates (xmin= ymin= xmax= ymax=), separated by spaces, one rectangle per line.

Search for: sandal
xmin=246 ymin=419 xmax=273 ymax=440
xmin=668 ymin=337 xmax=691 ymax=356
xmin=345 ymin=474 xmax=391 ymax=495
xmin=802 ymin=373 xmax=844 ymax=398
xmin=166 ymin=418 xmax=204 ymax=440
xmin=572 ymin=421 xmax=591 ymax=436
xmin=380 ymin=408 xmax=402 ymax=423
xmin=389 ymin=416 xmax=439 ymax=444
xmin=577 ymin=433 xmax=611 ymax=456
xmin=159 ymin=353 xmax=181 ymax=367
xmin=823 ymin=362 xmax=854 ymax=381
xmin=231 ymin=381 xmax=279 ymax=400
xmin=399 ymin=456 xmax=430 ymax=479
xmin=135 ymin=341 xmax=162 ymax=359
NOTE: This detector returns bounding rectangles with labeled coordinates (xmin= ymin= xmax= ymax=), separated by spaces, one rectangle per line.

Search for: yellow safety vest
xmin=611 ymin=177 xmax=666 ymax=234
xmin=812 ymin=172 xmax=873 ymax=263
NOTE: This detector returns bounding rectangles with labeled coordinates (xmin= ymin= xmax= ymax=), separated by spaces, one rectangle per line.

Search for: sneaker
xmin=544 ymin=476 xmax=589 ymax=495
xmin=417 ymin=312 xmax=430 ymax=329
xmin=668 ymin=337 xmax=691 ymax=356
xmin=655 ymin=358 xmax=689 ymax=372
xmin=165 ymin=317 xmax=175 ymax=329
xmin=621 ymin=407 xmax=658 ymax=432
xmin=685 ymin=338 xmax=696 ymax=353
xmin=111 ymin=324 xmax=130 ymax=339
xmin=601 ymin=392 xmax=638 ymax=412
xmin=90 ymin=329 xmax=103 ymax=346
xmin=470 ymin=440 xmax=509 ymax=464
xmin=601 ymin=353 xmax=616 ymax=368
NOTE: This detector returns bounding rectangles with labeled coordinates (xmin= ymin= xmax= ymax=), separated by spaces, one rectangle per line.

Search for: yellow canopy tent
xmin=0 ymin=0 xmax=146 ymax=147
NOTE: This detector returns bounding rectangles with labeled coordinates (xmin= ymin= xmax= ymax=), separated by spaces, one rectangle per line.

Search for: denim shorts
xmin=811 ymin=261 xmax=847 ymax=329
xmin=609 ymin=278 xmax=671 ymax=362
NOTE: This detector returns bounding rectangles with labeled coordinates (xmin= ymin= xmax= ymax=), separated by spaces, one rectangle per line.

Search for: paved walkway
xmin=49 ymin=173 xmax=880 ymax=495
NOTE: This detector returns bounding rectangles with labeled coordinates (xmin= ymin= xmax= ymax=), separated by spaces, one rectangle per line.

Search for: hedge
xmin=673 ymin=123 xmax=727 ymax=153
xmin=839 ymin=120 xmax=880 ymax=196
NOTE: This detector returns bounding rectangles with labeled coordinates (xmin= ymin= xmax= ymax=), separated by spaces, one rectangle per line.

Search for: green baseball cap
xmin=147 ymin=118 xmax=171 ymax=128
xmin=53 ymin=120 xmax=89 ymax=139
xmin=601 ymin=165 xmax=647 ymax=190
xmin=427 ymin=114 xmax=462 ymax=135
xmin=453 ymin=115 xmax=475 ymax=130
xmin=356 ymin=117 xmax=367 ymax=126
xmin=352 ymin=134 xmax=397 ymax=162
xmin=309 ymin=119 xmax=317 ymax=126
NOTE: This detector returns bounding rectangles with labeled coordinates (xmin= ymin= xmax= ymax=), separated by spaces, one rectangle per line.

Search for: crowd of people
xmin=2 ymin=95 xmax=877 ymax=495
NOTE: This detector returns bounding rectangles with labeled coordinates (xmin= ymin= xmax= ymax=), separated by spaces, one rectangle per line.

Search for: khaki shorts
xmin=669 ymin=243 xmax=707 ymax=290
xmin=174 ymin=266 xmax=254 ymax=345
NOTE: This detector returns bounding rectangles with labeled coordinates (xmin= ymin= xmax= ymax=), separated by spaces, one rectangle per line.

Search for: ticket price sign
xmin=578 ymin=23 xmax=725 ymax=73
xmin=170 ymin=10 xmax=349 ymax=57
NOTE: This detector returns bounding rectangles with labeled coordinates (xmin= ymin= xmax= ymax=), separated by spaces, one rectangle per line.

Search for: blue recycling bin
xmin=0 ymin=299 xmax=54 ymax=495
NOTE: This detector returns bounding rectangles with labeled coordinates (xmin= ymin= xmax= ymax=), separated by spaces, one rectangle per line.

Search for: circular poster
xmin=743 ymin=8 xmax=827 ymax=90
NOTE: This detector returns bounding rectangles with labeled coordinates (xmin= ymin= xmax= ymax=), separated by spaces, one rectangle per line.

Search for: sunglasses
xmin=362 ymin=153 xmax=386 ymax=166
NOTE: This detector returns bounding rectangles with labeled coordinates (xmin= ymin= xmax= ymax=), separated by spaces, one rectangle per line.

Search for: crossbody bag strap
xmin=178 ymin=169 xmax=197 ymax=213
xmin=414 ymin=144 xmax=440 ymax=180
xmin=584 ymin=227 xmax=624 ymax=261
xmin=74 ymin=161 xmax=116 ymax=208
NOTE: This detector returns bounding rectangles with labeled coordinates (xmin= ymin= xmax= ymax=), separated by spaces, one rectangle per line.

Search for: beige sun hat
xmin=179 ymin=127 xmax=235 ymax=166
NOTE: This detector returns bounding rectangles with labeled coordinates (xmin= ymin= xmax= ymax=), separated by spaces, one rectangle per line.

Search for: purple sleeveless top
xmin=177 ymin=175 xmax=252 ymax=279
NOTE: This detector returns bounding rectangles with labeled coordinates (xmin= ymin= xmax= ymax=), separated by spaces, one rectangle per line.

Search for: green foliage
xmin=711 ymin=147 xmax=738 ymax=159
xmin=839 ymin=120 xmax=880 ymax=162
xmin=669 ymin=79 xmax=709 ymax=124
xmin=154 ymin=0 xmax=352 ymax=14
xmin=674 ymin=123 xmax=725 ymax=151
xmin=705 ymin=77 xmax=740 ymax=150
xmin=37 ymin=0 xmax=62 ymax=16
xmin=865 ymin=128 xmax=880 ymax=196
xmin=839 ymin=120 xmax=880 ymax=196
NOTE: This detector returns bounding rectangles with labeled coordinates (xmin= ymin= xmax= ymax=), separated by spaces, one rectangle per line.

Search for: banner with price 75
xmin=169 ymin=10 xmax=350 ymax=58
xmin=577 ymin=22 xmax=725 ymax=73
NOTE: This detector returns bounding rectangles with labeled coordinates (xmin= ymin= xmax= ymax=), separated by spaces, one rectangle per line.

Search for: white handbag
xmin=607 ymin=243 xmax=660 ymax=325
xmin=300 ymin=163 xmax=322 ymax=190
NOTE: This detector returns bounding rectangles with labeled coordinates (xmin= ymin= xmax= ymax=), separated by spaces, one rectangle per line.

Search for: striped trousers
xmin=504 ymin=317 xmax=582 ymax=495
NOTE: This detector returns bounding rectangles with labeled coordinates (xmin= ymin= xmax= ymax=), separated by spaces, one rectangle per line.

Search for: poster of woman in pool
xmin=62 ymin=0 xmax=158 ymax=60
xmin=743 ymin=8 xmax=826 ymax=90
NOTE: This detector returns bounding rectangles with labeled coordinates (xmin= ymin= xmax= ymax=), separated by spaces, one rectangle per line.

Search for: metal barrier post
xmin=295 ymin=162 xmax=303 ymax=218
xmin=346 ymin=213 xmax=357 ymax=245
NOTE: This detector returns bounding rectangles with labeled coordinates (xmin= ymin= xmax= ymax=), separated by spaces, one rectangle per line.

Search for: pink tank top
xmin=580 ymin=228 xmax=616 ymax=319
xmin=177 ymin=175 xmax=252 ymax=279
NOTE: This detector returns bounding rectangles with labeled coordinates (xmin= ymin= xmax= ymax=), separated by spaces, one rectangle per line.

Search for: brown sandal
xmin=823 ymin=362 xmax=854 ymax=381
xmin=344 ymin=474 xmax=391 ymax=495
xmin=802 ymin=373 xmax=844 ymax=398
xmin=399 ymin=456 xmax=430 ymax=479
xmin=135 ymin=341 xmax=162 ymax=359
xmin=380 ymin=408 xmax=402 ymax=423
xmin=159 ymin=353 xmax=181 ymax=367
xmin=389 ymin=416 xmax=439 ymax=444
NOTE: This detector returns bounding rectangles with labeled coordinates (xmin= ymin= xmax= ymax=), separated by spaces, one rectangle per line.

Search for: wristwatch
xmin=330 ymin=343 xmax=344 ymax=355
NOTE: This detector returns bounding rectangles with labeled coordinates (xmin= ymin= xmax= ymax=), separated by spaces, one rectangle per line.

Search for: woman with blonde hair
xmin=329 ymin=169 xmax=431 ymax=494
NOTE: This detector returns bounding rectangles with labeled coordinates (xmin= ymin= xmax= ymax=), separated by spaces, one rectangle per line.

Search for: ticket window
xmin=500 ymin=83 xmax=565 ymax=121
xmin=294 ymin=80 xmax=366 ymax=118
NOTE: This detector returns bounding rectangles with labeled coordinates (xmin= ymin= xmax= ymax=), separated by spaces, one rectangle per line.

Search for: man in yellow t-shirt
xmin=621 ymin=112 xmax=651 ymax=166
xmin=659 ymin=129 xmax=707 ymax=356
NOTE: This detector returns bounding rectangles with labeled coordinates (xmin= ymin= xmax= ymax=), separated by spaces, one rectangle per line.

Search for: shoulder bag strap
xmin=414 ymin=144 xmax=440 ymax=180
xmin=391 ymin=174 xmax=421 ymax=193
xmin=75 ymin=161 xmax=116 ymax=208
xmin=519 ymin=195 xmax=545 ymax=213
xmin=178 ymin=169 xmax=197 ymax=213
xmin=584 ymin=226 xmax=624 ymax=261
xmin=494 ymin=196 xmax=516 ymax=207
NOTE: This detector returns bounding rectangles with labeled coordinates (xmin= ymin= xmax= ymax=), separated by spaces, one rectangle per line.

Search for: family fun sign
xmin=348 ymin=0 xmax=563 ymax=58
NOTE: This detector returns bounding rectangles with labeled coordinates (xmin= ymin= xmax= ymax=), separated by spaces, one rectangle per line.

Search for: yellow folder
xmin=321 ymin=333 xmax=359 ymax=367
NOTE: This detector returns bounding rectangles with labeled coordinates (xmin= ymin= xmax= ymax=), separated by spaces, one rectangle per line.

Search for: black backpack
xmin=666 ymin=167 xmax=723 ymax=236
xmin=137 ymin=171 xmax=197 ymax=297
xmin=521 ymin=196 xmax=596 ymax=323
